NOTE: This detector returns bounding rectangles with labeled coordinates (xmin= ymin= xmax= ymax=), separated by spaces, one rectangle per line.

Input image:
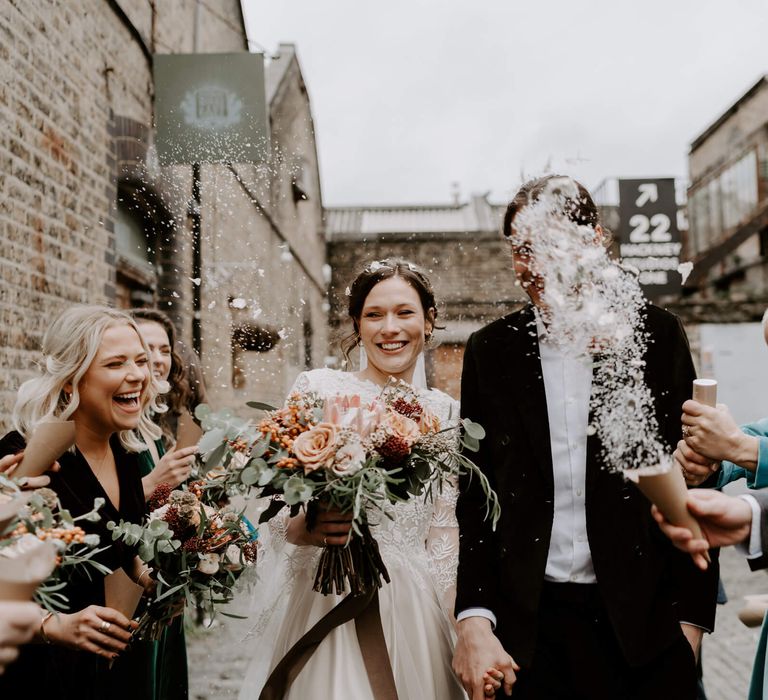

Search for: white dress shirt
xmin=538 ymin=320 xmax=596 ymax=583
xmin=457 ymin=317 xmax=595 ymax=625
xmin=739 ymin=494 xmax=763 ymax=559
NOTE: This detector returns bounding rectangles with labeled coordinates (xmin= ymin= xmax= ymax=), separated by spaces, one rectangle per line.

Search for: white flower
xmin=148 ymin=503 xmax=170 ymax=521
xmin=331 ymin=439 xmax=366 ymax=477
xmin=197 ymin=553 xmax=220 ymax=575
xmin=224 ymin=544 xmax=243 ymax=570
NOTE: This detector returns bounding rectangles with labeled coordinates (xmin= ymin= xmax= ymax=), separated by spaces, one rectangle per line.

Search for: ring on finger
xmin=99 ymin=621 xmax=111 ymax=633
xmin=322 ymin=536 xmax=328 ymax=546
xmin=682 ymin=426 xmax=691 ymax=438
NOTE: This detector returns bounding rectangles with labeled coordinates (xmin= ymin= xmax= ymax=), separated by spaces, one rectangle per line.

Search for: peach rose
xmin=384 ymin=411 xmax=421 ymax=446
xmin=292 ymin=422 xmax=338 ymax=473
xmin=418 ymin=409 xmax=441 ymax=435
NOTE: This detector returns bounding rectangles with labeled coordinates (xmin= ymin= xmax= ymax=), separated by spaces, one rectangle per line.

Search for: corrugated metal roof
xmin=326 ymin=194 xmax=505 ymax=239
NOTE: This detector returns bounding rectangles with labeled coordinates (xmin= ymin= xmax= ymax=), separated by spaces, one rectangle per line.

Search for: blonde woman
xmin=0 ymin=305 xmax=161 ymax=700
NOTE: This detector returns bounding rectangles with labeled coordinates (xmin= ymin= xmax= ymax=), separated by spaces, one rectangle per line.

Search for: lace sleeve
xmin=289 ymin=371 xmax=311 ymax=395
xmin=426 ymin=478 xmax=459 ymax=620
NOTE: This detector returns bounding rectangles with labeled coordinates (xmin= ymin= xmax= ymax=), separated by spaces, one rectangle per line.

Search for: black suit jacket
xmin=456 ymin=302 xmax=719 ymax=668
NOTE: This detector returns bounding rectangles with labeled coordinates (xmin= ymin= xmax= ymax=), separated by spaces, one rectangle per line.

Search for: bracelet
xmin=40 ymin=611 xmax=54 ymax=644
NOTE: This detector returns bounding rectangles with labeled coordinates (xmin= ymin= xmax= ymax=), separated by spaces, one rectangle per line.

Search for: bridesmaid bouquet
xmin=108 ymin=485 xmax=258 ymax=640
xmin=194 ymin=380 xmax=498 ymax=595
xmin=0 ymin=477 xmax=109 ymax=611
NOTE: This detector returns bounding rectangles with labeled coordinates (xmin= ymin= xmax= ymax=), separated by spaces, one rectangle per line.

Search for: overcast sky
xmin=242 ymin=0 xmax=768 ymax=206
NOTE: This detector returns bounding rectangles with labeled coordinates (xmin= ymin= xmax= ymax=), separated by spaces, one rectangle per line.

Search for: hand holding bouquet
xmin=195 ymin=379 xmax=498 ymax=595
xmin=108 ymin=484 xmax=257 ymax=640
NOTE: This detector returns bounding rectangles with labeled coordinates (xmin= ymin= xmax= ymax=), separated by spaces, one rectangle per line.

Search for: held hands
xmin=681 ymin=400 xmax=758 ymax=469
xmin=142 ymin=446 xmax=198 ymax=499
xmin=287 ymin=508 xmax=353 ymax=547
xmin=651 ymin=489 xmax=752 ymax=570
xmin=42 ymin=605 xmax=137 ymax=660
xmin=452 ymin=617 xmax=519 ymax=699
xmin=0 ymin=601 xmax=41 ymax=675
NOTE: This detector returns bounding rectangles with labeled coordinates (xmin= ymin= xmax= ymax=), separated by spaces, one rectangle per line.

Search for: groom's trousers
xmin=510 ymin=581 xmax=698 ymax=700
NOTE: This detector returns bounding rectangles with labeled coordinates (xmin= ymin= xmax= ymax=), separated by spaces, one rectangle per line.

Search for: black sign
xmin=618 ymin=178 xmax=682 ymax=297
xmin=154 ymin=53 xmax=269 ymax=165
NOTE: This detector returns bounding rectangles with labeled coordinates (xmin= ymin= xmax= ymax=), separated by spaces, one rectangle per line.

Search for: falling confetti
xmin=512 ymin=177 xmax=667 ymax=476
xmin=677 ymin=261 xmax=693 ymax=285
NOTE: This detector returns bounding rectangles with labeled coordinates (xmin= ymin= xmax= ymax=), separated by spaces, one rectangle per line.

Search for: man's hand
xmin=682 ymin=400 xmax=758 ymax=469
xmin=680 ymin=623 xmax=703 ymax=661
xmin=452 ymin=617 xmax=519 ymax=699
xmin=651 ymin=489 xmax=752 ymax=570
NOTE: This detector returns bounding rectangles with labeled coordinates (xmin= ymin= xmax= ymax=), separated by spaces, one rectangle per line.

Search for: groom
xmin=452 ymin=176 xmax=719 ymax=699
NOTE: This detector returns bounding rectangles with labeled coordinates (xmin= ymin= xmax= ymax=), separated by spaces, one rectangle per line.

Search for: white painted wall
xmin=699 ymin=323 xmax=768 ymax=425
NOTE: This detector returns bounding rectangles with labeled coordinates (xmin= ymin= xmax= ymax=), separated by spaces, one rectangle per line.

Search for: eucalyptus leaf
xmin=462 ymin=419 xmax=486 ymax=440
xmin=240 ymin=466 xmax=260 ymax=486
xmin=194 ymin=404 xmax=212 ymax=420
xmin=198 ymin=427 xmax=226 ymax=456
xmin=246 ymin=400 xmax=276 ymax=411
xmin=463 ymin=435 xmax=480 ymax=452
xmin=250 ymin=440 xmax=269 ymax=458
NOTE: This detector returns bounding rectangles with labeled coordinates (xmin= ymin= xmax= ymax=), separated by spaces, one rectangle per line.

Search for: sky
xmin=242 ymin=0 xmax=768 ymax=206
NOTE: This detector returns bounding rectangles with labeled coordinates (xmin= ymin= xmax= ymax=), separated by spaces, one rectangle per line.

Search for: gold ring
xmin=682 ymin=426 xmax=691 ymax=438
xmin=99 ymin=621 xmax=111 ymax=632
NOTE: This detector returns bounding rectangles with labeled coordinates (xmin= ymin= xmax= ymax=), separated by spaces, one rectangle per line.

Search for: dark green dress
xmin=138 ymin=439 xmax=189 ymax=700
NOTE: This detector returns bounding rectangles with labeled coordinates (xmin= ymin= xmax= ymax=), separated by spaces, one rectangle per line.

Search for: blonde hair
xmin=13 ymin=305 xmax=163 ymax=452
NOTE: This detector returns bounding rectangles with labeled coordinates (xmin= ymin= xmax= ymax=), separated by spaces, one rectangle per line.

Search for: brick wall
xmin=0 ymin=1 xmax=327 ymax=428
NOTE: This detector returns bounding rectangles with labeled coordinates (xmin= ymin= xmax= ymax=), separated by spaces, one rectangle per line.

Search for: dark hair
xmin=340 ymin=258 xmax=440 ymax=364
xmin=130 ymin=308 xmax=191 ymax=446
xmin=502 ymin=175 xmax=600 ymax=239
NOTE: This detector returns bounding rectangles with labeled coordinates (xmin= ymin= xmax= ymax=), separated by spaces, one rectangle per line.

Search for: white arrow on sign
xmin=635 ymin=183 xmax=658 ymax=207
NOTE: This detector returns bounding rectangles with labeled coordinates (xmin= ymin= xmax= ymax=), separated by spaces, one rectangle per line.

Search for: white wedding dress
xmin=236 ymin=368 xmax=466 ymax=699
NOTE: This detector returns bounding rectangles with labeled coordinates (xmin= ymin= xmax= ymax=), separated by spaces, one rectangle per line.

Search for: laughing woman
xmin=0 ymin=305 xmax=161 ymax=700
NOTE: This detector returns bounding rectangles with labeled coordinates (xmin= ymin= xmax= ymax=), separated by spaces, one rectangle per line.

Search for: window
xmin=114 ymin=197 xmax=155 ymax=308
xmin=688 ymin=150 xmax=758 ymax=253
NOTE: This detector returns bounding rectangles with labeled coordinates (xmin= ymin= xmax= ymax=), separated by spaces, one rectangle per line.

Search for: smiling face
xmin=71 ymin=323 xmax=151 ymax=437
xmin=357 ymin=276 xmax=433 ymax=385
xmin=137 ymin=320 xmax=172 ymax=382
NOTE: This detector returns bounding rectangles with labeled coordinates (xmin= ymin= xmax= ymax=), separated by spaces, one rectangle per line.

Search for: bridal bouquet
xmin=108 ymin=484 xmax=258 ymax=640
xmin=194 ymin=380 xmax=498 ymax=595
xmin=0 ymin=477 xmax=109 ymax=611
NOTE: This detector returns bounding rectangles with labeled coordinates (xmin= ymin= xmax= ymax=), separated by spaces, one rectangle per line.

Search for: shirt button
xmin=576 ymin=535 xmax=585 ymax=543
xmin=576 ymin=489 xmax=583 ymax=497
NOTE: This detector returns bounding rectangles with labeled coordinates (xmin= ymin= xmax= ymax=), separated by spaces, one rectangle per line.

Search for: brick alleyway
xmin=188 ymin=544 xmax=768 ymax=699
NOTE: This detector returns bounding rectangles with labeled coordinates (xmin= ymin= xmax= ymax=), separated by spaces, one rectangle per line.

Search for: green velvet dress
xmin=139 ymin=439 xmax=190 ymax=700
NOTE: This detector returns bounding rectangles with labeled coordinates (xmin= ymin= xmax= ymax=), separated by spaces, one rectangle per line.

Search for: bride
xmin=237 ymin=259 xmax=467 ymax=699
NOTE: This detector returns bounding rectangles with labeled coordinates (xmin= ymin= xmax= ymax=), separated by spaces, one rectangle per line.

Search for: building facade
xmin=326 ymin=194 xmax=527 ymax=398
xmin=677 ymin=75 xmax=768 ymax=323
xmin=0 ymin=1 xmax=327 ymax=427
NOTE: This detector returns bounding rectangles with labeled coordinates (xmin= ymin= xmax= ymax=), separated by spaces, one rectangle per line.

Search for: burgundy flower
xmin=377 ymin=435 xmax=410 ymax=466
